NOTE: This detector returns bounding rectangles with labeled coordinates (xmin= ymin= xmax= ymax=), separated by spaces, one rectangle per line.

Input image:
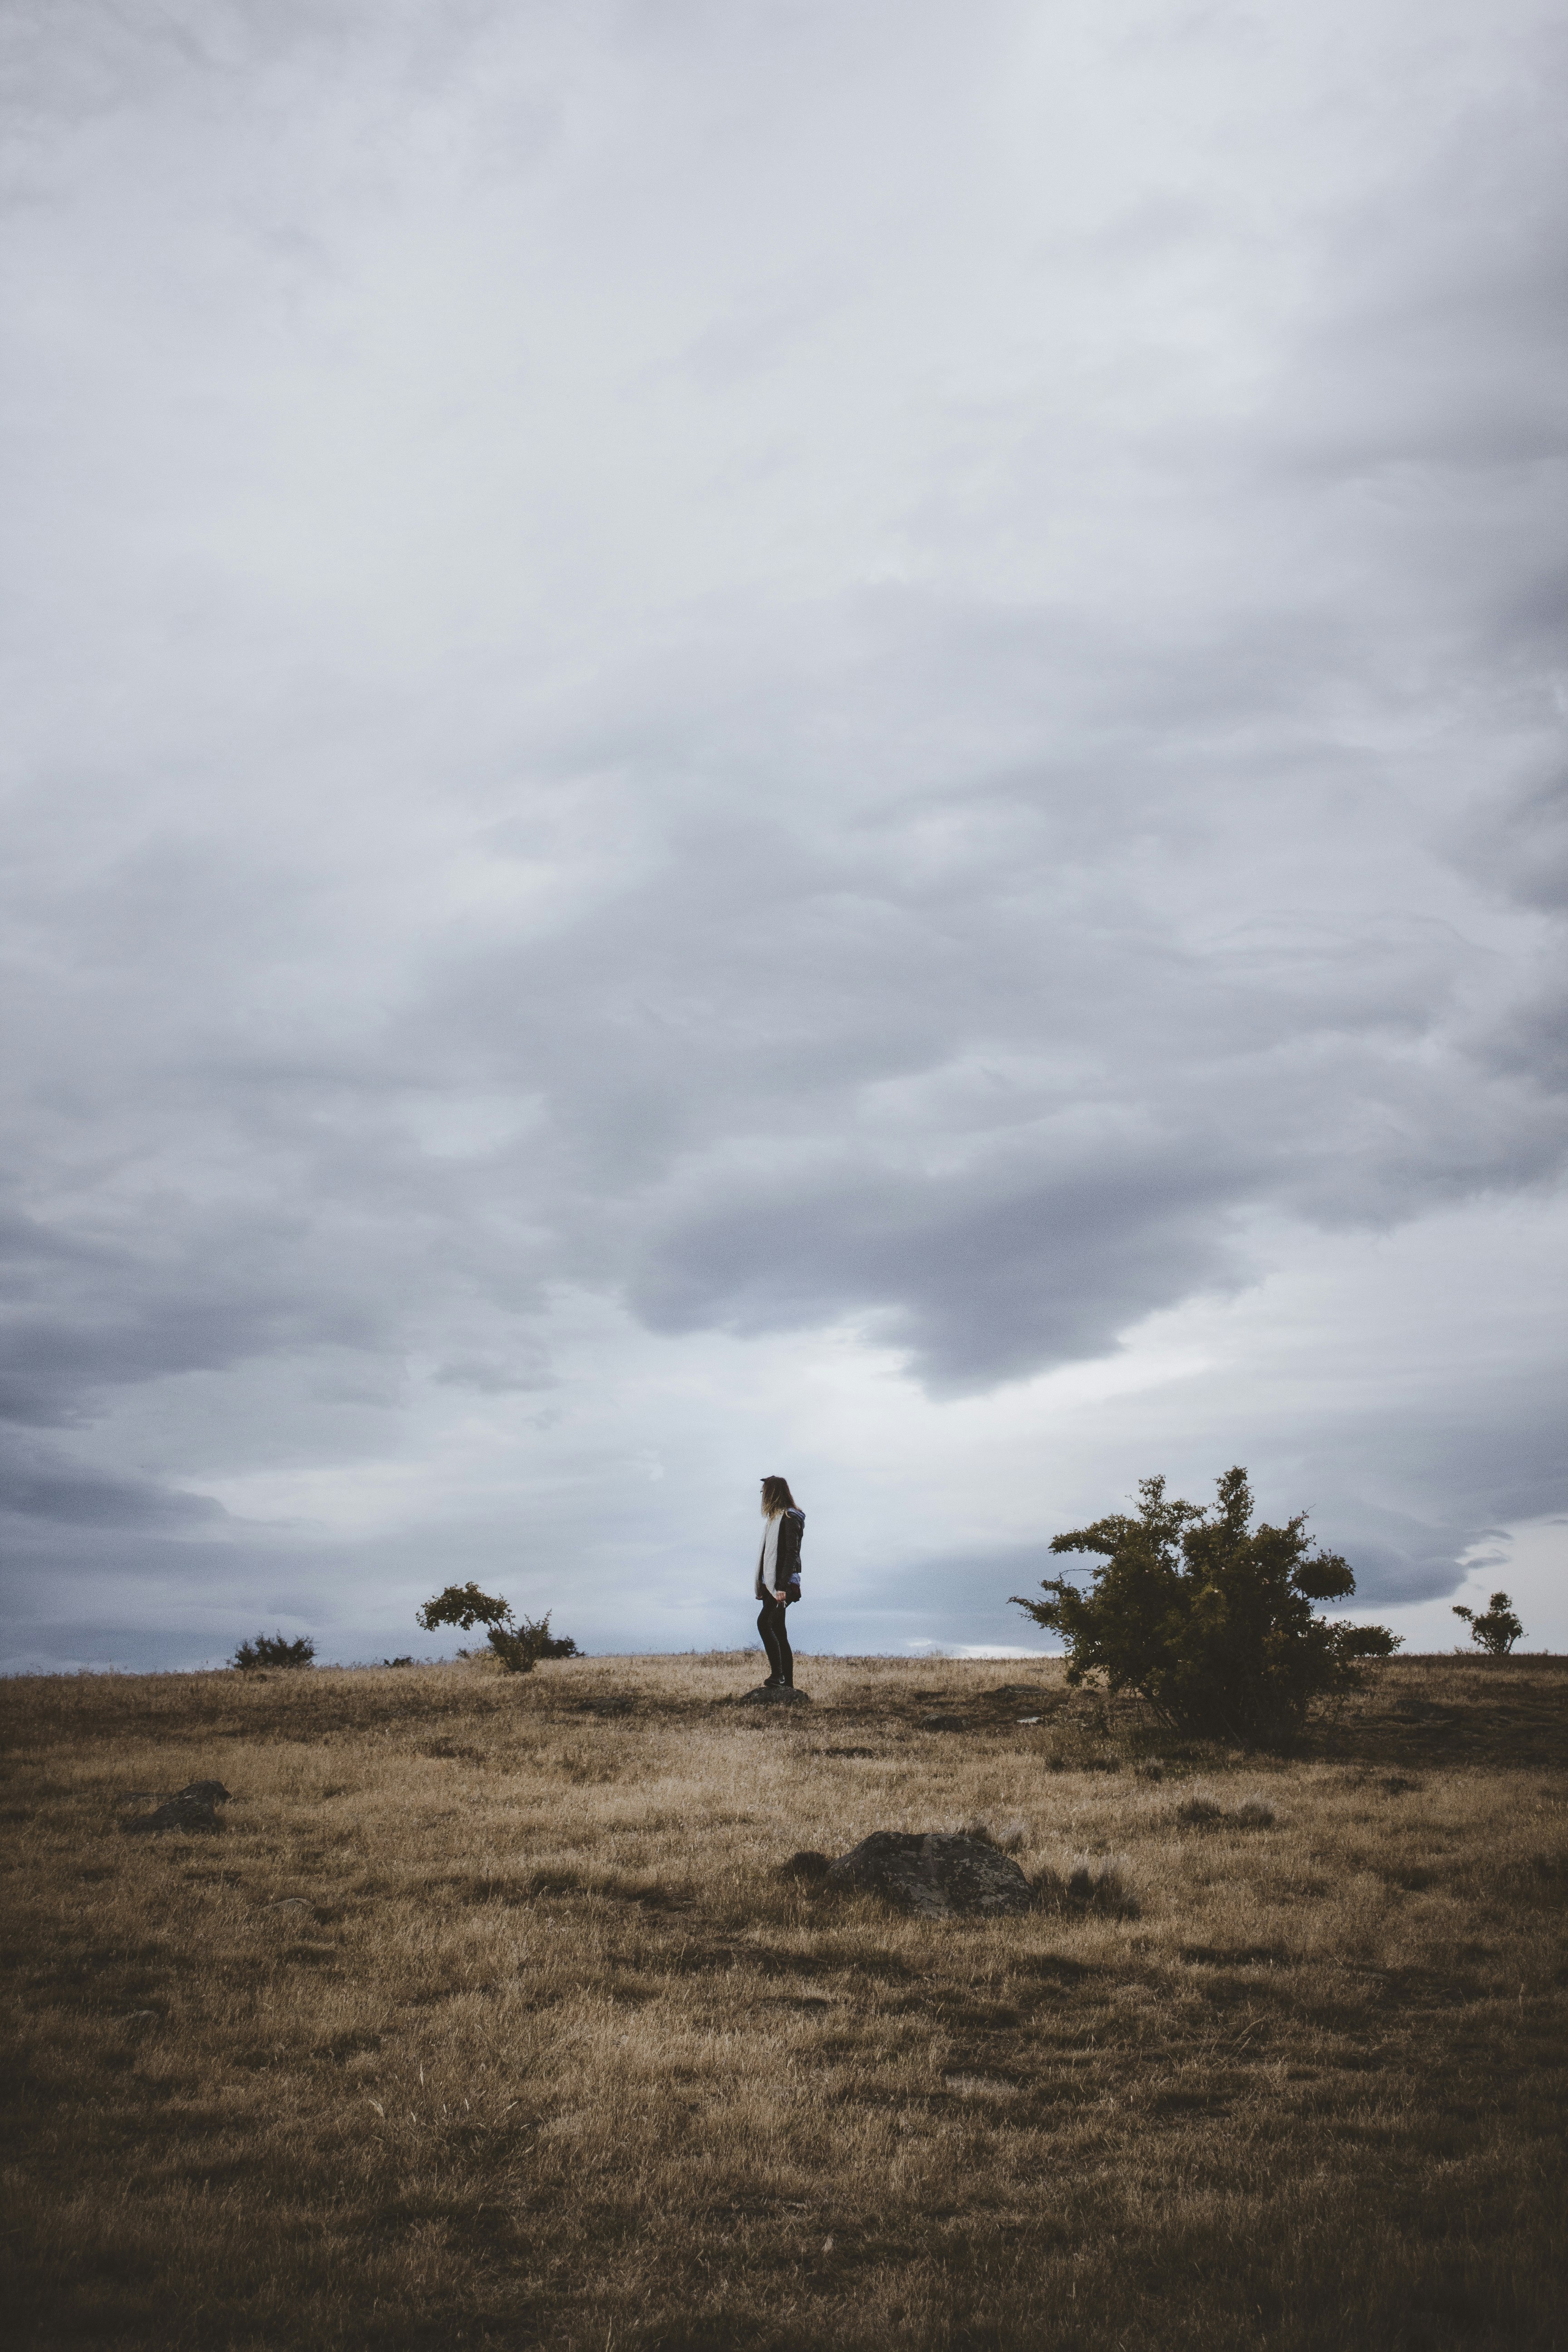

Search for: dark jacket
xmin=774 ymin=1508 xmax=804 ymax=1599
xmin=758 ymin=1508 xmax=805 ymax=1602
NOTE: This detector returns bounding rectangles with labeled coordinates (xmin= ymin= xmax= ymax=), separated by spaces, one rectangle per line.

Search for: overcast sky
xmin=3 ymin=0 xmax=1565 ymax=1672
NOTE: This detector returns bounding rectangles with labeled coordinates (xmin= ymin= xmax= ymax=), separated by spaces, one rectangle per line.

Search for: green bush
xmin=230 ymin=1632 xmax=315 ymax=1672
xmin=1453 ymin=1591 xmax=1524 ymax=1655
xmin=483 ymin=1616 xmax=565 ymax=1674
xmin=533 ymin=1621 xmax=581 ymax=1661
xmin=1011 ymin=1466 xmax=1398 ymax=1748
xmin=416 ymin=1584 xmax=579 ymax=1675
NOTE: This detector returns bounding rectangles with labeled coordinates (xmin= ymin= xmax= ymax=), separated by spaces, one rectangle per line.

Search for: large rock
xmin=121 ymin=1780 xmax=231 ymax=1836
xmin=177 ymin=1779 xmax=231 ymax=1806
xmin=739 ymin=1684 xmax=811 ymax=1705
xmin=828 ymin=1831 xmax=1033 ymax=1918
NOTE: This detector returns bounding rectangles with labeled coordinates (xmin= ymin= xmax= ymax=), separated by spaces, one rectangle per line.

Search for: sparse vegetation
xmin=1030 ymin=1853 xmax=1142 ymax=1919
xmin=1 ymin=1650 xmax=1563 ymax=2350
xmin=416 ymin=1583 xmax=579 ymax=1674
xmin=1176 ymin=1794 xmax=1276 ymax=1830
xmin=227 ymin=1631 xmax=315 ymax=1672
xmin=1012 ymin=1466 xmax=1400 ymax=1747
xmin=1454 ymin=1589 xmax=1525 ymax=1655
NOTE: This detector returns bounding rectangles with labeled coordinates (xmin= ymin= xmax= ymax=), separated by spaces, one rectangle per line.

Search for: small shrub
xmin=485 ymin=1618 xmax=563 ymax=1676
xmin=230 ymin=1633 xmax=315 ymax=1672
xmin=1033 ymin=1857 xmax=1141 ymax=1919
xmin=1453 ymin=1592 xmax=1524 ymax=1656
xmin=1011 ymin=1465 xmax=1399 ymax=1748
xmin=1176 ymin=1795 xmax=1274 ymax=1829
xmin=1070 ymin=1860 xmax=1141 ymax=1917
xmin=382 ymin=1656 xmax=416 ymax=1669
xmin=780 ymin=1851 xmax=831 ymax=1881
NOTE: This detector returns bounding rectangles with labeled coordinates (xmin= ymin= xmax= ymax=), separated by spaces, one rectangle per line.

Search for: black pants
xmin=758 ymin=1598 xmax=793 ymax=1686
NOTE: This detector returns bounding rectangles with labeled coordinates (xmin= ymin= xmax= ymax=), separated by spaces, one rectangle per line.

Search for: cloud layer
xmin=3 ymin=0 xmax=1565 ymax=1665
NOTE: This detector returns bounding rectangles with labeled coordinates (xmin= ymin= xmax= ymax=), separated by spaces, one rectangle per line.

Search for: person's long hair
xmin=760 ymin=1475 xmax=797 ymax=1517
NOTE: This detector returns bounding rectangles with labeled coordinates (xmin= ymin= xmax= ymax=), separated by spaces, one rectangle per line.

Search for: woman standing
xmin=755 ymin=1475 xmax=804 ymax=1690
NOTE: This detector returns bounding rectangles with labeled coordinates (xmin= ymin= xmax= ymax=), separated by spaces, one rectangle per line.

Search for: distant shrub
xmin=382 ymin=1656 xmax=416 ymax=1669
xmin=230 ymin=1632 xmax=315 ymax=1672
xmin=1453 ymin=1592 xmax=1524 ymax=1656
xmin=485 ymin=1617 xmax=566 ymax=1675
xmin=1012 ymin=1466 xmax=1400 ymax=1749
xmin=416 ymin=1584 xmax=579 ymax=1675
xmin=1177 ymin=1797 xmax=1225 ymax=1826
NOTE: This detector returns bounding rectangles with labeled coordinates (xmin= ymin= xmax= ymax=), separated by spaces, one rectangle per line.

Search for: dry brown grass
xmin=3 ymin=1650 xmax=1564 ymax=2352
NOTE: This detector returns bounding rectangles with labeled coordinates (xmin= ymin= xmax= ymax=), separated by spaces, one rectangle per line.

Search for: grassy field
xmin=2 ymin=1649 xmax=1564 ymax=2352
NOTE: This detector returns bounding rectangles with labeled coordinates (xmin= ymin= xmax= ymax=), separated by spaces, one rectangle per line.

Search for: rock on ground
xmin=828 ymin=1831 xmax=1033 ymax=1918
xmin=739 ymin=1685 xmax=811 ymax=1705
xmin=121 ymin=1781 xmax=232 ymax=1836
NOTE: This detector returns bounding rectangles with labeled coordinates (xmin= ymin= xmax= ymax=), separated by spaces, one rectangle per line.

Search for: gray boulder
xmin=740 ymin=1684 xmax=811 ymax=1705
xmin=828 ymin=1830 xmax=1034 ymax=1918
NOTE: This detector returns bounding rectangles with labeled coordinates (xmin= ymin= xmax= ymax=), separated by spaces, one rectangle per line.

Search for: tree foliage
xmin=1010 ymin=1467 xmax=1398 ymax=1747
xmin=230 ymin=1632 xmax=315 ymax=1672
xmin=416 ymin=1583 xmax=579 ymax=1674
xmin=1453 ymin=1591 xmax=1524 ymax=1656
xmin=416 ymin=1582 xmax=513 ymax=1633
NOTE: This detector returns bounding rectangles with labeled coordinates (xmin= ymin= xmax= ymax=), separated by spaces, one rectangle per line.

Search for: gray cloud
xmin=2 ymin=0 xmax=1565 ymax=1661
xmin=0 ymin=1430 xmax=225 ymax=1529
xmin=1468 ymin=774 xmax=1568 ymax=916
